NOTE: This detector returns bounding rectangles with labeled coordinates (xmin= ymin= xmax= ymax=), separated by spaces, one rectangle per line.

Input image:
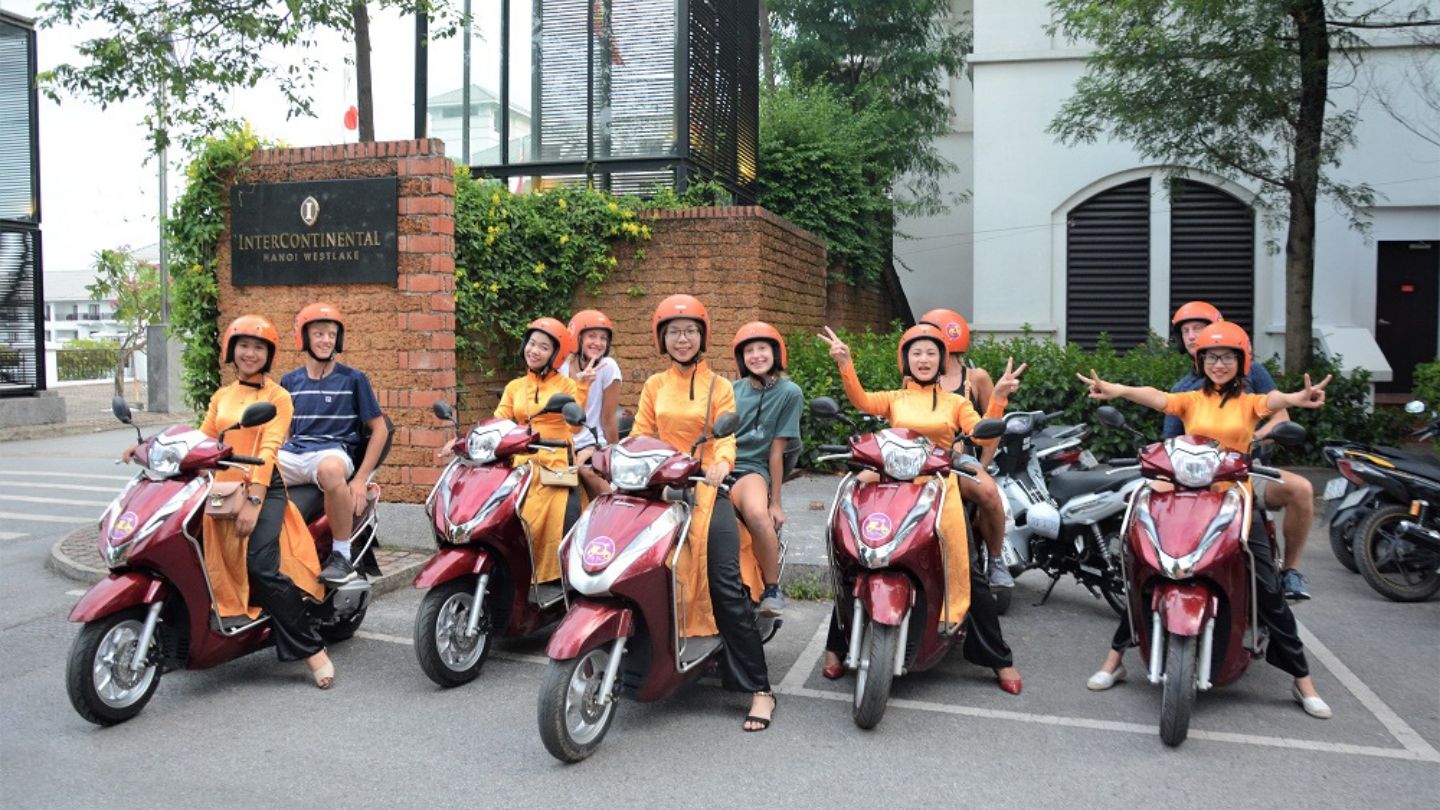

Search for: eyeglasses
xmin=1203 ymin=352 xmax=1239 ymax=367
xmin=665 ymin=327 xmax=701 ymax=340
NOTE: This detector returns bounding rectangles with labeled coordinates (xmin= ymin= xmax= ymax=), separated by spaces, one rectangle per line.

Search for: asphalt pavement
xmin=2 ymin=427 xmax=1438 ymax=807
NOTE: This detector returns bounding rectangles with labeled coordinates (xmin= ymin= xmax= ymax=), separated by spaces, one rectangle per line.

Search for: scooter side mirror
xmin=239 ymin=402 xmax=278 ymax=428
xmin=541 ymin=393 xmax=576 ymax=414
xmin=616 ymin=409 xmax=634 ymax=439
xmin=111 ymin=395 xmax=134 ymax=424
xmin=809 ymin=397 xmax=841 ymax=419
xmin=1406 ymin=400 xmax=1427 ymax=415
xmin=1266 ymin=421 xmax=1307 ymax=447
xmin=711 ymin=412 xmax=740 ymax=439
xmin=432 ymin=400 xmax=455 ymax=422
xmin=970 ymin=418 xmax=1005 ymax=441
xmin=1096 ymin=406 xmax=1127 ymax=430
xmin=561 ymin=401 xmax=586 ymax=427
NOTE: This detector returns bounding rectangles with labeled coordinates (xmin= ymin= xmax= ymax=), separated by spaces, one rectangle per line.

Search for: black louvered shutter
xmin=1 ymin=16 xmax=41 ymax=396
xmin=1169 ymin=180 xmax=1255 ymax=336
xmin=1066 ymin=178 xmax=1151 ymax=350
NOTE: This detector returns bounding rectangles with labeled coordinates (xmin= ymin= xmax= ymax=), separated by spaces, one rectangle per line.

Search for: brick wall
xmin=827 ymin=272 xmax=901 ymax=335
xmin=459 ymin=205 xmax=895 ymax=424
xmin=217 ymin=140 xmax=456 ymax=503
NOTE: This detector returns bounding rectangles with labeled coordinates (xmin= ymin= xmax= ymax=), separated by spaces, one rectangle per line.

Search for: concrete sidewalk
xmin=0 ymin=381 xmax=192 ymax=443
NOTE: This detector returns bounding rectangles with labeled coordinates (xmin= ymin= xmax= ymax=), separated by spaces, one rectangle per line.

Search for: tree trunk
xmin=759 ymin=0 xmax=774 ymax=91
xmin=1283 ymin=0 xmax=1329 ymax=375
xmin=353 ymin=1 xmax=375 ymax=142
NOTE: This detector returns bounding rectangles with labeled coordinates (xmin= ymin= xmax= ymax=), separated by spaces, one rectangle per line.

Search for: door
xmin=1375 ymin=241 xmax=1439 ymax=394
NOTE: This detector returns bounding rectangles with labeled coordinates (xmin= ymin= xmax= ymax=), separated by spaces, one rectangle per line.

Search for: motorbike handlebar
xmin=529 ymin=439 xmax=570 ymax=449
xmin=687 ymin=475 xmax=731 ymax=495
xmin=1109 ymin=457 xmax=1138 ymax=467
xmin=1251 ymin=464 xmax=1285 ymax=481
xmin=230 ymin=454 xmax=264 ymax=465
xmin=818 ymin=444 xmax=850 ymax=455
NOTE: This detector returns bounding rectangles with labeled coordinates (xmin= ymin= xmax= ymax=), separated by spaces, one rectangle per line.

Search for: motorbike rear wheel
xmin=538 ymin=647 xmax=619 ymax=763
xmin=414 ymin=577 xmax=495 ymax=687
xmin=852 ymin=620 xmax=899 ymax=730
xmin=1354 ymin=505 xmax=1440 ymax=602
xmin=1329 ymin=510 xmax=1364 ymax=573
xmin=1159 ymin=633 xmax=1198 ymax=747
xmin=66 ymin=607 xmax=162 ymax=726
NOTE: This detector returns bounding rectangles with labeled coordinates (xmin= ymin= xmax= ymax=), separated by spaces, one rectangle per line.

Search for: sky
xmin=3 ymin=0 xmax=517 ymax=276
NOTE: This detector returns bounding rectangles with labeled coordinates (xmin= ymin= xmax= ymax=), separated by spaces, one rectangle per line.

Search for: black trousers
xmin=824 ymin=529 xmax=1014 ymax=670
xmin=1110 ymin=509 xmax=1308 ymax=678
xmin=707 ymin=497 xmax=771 ymax=693
xmin=248 ymin=471 xmax=325 ymax=662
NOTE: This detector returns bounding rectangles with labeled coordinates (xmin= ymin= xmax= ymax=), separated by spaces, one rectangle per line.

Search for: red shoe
xmin=997 ymin=671 xmax=1022 ymax=695
xmin=822 ymin=661 xmax=845 ymax=680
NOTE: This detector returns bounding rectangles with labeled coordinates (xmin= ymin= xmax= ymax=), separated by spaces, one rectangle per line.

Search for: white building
xmin=42 ymin=269 xmax=121 ymax=344
xmin=894 ymin=0 xmax=1440 ymax=395
xmin=428 ymin=85 xmax=532 ymax=167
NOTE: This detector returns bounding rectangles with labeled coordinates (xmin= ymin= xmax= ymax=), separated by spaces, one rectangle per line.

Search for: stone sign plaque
xmin=230 ymin=177 xmax=398 ymax=285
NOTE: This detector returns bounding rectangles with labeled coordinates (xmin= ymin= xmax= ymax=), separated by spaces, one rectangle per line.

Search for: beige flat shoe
xmin=307 ymin=657 xmax=335 ymax=690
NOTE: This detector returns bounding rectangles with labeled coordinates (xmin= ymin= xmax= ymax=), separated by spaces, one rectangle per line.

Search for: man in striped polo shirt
xmin=278 ymin=303 xmax=387 ymax=585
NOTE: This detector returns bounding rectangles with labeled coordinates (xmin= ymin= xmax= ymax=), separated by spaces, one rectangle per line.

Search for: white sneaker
xmin=1086 ymin=665 xmax=1127 ymax=691
xmin=1292 ymin=684 xmax=1333 ymax=719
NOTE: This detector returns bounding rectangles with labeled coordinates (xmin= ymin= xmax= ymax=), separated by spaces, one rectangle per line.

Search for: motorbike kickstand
xmin=1034 ymin=572 xmax=1063 ymax=607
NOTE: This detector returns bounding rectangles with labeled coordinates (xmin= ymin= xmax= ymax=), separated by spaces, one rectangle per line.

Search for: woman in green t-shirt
xmin=729 ymin=322 xmax=805 ymax=617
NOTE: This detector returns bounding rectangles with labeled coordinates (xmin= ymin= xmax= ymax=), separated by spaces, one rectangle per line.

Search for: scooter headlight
xmin=610 ymin=448 xmax=671 ymax=491
xmin=147 ymin=441 xmax=185 ymax=478
xmin=879 ymin=432 xmax=931 ymax=481
xmin=466 ymin=420 xmax=516 ymax=464
xmin=1168 ymin=438 xmax=1222 ymax=489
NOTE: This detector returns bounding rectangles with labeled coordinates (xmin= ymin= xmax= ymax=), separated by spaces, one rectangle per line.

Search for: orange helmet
xmin=295 ymin=302 xmax=345 ymax=357
xmin=897 ymin=323 xmax=948 ymax=382
xmin=732 ymin=321 xmax=786 ymax=376
xmin=918 ymin=308 xmax=970 ymax=354
xmin=1193 ymin=321 xmax=1252 ymax=375
xmin=652 ymin=294 xmax=710 ymax=354
xmin=521 ymin=317 xmax=576 ymax=373
xmin=1171 ymin=301 xmax=1223 ymax=327
xmin=221 ymin=314 xmax=280 ymax=373
xmin=568 ymin=309 xmax=615 ymax=358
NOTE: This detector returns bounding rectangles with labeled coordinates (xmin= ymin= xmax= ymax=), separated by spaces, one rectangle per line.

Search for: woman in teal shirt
xmin=729 ymin=322 xmax=804 ymax=617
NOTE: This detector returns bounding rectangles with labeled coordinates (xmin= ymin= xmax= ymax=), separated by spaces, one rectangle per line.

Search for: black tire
xmin=1159 ymin=633 xmax=1198 ymax=747
xmin=1329 ymin=512 xmax=1361 ymax=574
xmin=1097 ymin=528 xmax=1128 ymax=616
xmin=414 ymin=578 xmax=494 ymax=687
xmin=852 ymin=620 xmax=900 ymax=730
xmin=538 ymin=647 xmax=620 ymax=763
xmin=319 ymin=605 xmax=368 ymax=643
xmin=66 ymin=607 xmax=162 ymax=726
xmin=992 ymin=587 xmax=1013 ymax=616
xmin=1354 ymin=505 xmax=1440 ymax=602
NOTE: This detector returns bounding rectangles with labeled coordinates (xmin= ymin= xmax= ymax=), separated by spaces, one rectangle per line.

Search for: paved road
xmin=2 ymin=429 xmax=1438 ymax=807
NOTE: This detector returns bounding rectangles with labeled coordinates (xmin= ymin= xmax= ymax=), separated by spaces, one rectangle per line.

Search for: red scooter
xmin=537 ymin=411 xmax=783 ymax=762
xmin=810 ymin=396 xmax=1003 ymax=729
xmin=412 ymin=396 xmax=584 ymax=687
xmin=66 ymin=398 xmax=388 ymax=725
xmin=1096 ymin=406 xmax=1305 ymax=746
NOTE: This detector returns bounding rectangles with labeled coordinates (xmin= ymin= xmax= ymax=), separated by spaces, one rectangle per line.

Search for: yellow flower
xmin=533 ymin=262 xmax=545 ymax=274
xmin=621 ymin=210 xmax=634 ymax=220
xmin=491 ymin=192 xmax=501 ymax=205
xmin=607 ymin=202 xmax=619 ymax=212
xmin=471 ymin=282 xmax=480 ymax=289
xmin=557 ymin=198 xmax=567 ymax=209
xmin=639 ymin=225 xmax=651 ymax=238
xmin=558 ymin=234 xmax=569 ymax=245
xmin=485 ymin=235 xmax=495 ymax=245
xmin=607 ymin=256 xmax=618 ymax=266
xmin=538 ymin=281 xmax=548 ymax=290
xmin=489 ymin=282 xmax=500 ymax=293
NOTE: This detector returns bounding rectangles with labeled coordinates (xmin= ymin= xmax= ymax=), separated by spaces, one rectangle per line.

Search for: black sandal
xmin=743 ymin=691 xmax=777 ymax=732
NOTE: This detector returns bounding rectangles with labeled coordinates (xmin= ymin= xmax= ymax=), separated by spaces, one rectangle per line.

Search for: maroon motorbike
xmin=1096 ymin=405 xmax=1305 ymax=746
xmin=537 ymin=411 xmax=784 ymax=762
xmin=412 ymin=396 xmax=584 ymax=687
xmin=66 ymin=398 xmax=388 ymax=725
xmin=809 ymin=396 xmax=1004 ymax=728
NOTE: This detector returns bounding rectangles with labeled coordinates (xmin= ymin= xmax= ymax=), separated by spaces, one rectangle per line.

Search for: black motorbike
xmin=1323 ymin=402 xmax=1440 ymax=601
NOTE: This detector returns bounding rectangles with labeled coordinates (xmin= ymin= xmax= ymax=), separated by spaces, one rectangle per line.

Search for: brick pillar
xmin=216 ymin=140 xmax=456 ymax=503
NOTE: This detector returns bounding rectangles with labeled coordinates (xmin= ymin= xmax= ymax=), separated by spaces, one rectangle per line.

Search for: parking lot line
xmin=354 ymin=629 xmax=549 ymax=665
xmin=2 ymin=482 xmax=117 ymax=494
xmin=0 ymin=470 xmax=133 ymax=482
xmin=2 ymin=494 xmax=110 ymax=507
xmin=0 ymin=511 xmax=92 ymax=524
xmin=0 ymin=531 xmax=26 ymax=541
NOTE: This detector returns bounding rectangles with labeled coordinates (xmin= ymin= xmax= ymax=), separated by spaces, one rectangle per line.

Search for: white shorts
xmin=278 ymin=448 xmax=354 ymax=487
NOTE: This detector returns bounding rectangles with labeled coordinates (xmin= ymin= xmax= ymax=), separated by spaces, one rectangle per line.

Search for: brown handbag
xmin=205 ymin=481 xmax=247 ymax=519
xmin=537 ymin=465 xmax=579 ymax=488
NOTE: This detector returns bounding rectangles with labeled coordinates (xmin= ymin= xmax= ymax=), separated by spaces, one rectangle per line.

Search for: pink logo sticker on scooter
xmin=582 ymin=536 xmax=617 ymax=569
xmin=861 ymin=513 xmax=893 ymax=543
xmin=110 ymin=511 xmax=139 ymax=541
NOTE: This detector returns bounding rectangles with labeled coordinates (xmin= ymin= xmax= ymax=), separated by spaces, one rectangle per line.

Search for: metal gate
xmin=0 ymin=12 xmax=43 ymax=397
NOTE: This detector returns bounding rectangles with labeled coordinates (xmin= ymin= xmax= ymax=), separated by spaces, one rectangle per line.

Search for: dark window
xmin=1066 ymin=178 xmax=1151 ymax=350
xmin=1169 ymin=180 xmax=1255 ymax=337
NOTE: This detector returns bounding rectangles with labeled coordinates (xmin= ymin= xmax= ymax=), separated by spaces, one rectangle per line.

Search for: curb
xmin=49 ymin=527 xmax=427 ymax=597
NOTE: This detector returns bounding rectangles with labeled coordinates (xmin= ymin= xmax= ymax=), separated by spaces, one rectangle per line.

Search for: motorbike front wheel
xmin=66 ymin=607 xmax=162 ymax=726
xmin=1159 ymin=633 xmax=1198 ymax=747
xmin=538 ymin=647 xmax=619 ymax=763
xmin=852 ymin=620 xmax=900 ymax=730
xmin=1354 ymin=505 xmax=1440 ymax=602
xmin=414 ymin=578 xmax=495 ymax=687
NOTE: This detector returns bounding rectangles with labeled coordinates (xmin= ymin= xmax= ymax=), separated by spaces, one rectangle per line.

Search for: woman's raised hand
xmin=993 ymin=357 xmax=1028 ymax=400
xmin=1077 ymin=368 xmax=1119 ymax=400
xmin=1294 ymin=373 xmax=1332 ymax=409
xmin=816 ymin=326 xmax=852 ymax=368
xmin=574 ymin=355 xmax=601 ymax=385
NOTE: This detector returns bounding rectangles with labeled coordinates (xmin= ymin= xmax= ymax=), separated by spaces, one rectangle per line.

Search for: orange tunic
xmin=632 ymin=362 xmax=764 ymax=637
xmin=495 ymin=370 xmax=589 ymax=582
xmin=838 ymin=364 xmax=1008 ymax=627
xmin=200 ymin=379 xmax=322 ymax=620
xmin=1163 ymin=390 xmax=1274 ymax=453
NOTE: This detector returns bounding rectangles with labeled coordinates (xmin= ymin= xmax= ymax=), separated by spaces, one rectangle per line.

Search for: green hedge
xmin=57 ymin=347 xmax=119 ymax=382
xmin=784 ymin=326 xmax=1402 ymax=466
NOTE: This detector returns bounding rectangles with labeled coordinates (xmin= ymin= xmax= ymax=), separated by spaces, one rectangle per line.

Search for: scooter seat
xmin=287 ymin=484 xmax=327 ymax=524
xmin=1047 ymin=465 xmax=1140 ymax=505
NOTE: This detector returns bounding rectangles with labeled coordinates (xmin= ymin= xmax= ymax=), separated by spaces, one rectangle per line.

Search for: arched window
xmin=1065 ymin=178 xmax=1150 ymax=350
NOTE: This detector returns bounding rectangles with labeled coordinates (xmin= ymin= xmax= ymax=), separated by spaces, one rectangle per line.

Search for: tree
xmin=769 ymin=0 xmax=971 ymax=216
xmin=87 ymin=248 xmax=162 ymax=399
xmin=37 ymin=0 xmax=460 ymax=152
xmin=1048 ymin=0 xmax=1439 ymax=374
